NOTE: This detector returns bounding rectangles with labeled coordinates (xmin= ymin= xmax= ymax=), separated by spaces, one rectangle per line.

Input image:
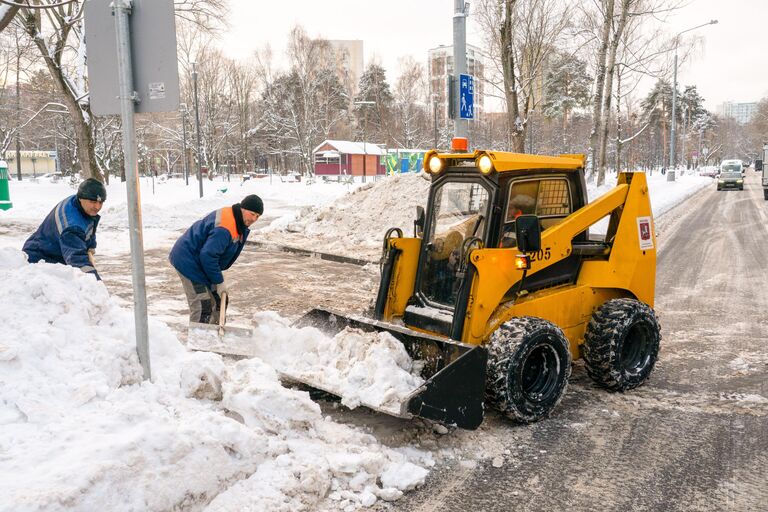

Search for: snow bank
xmin=0 ymin=248 xmax=431 ymax=511
xmin=0 ymin=177 xmax=354 ymax=255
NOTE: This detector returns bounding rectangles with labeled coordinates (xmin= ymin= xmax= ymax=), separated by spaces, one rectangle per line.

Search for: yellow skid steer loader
xmin=295 ymin=144 xmax=661 ymax=429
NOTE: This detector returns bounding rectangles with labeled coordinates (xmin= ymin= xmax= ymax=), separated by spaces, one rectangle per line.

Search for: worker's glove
xmin=212 ymin=280 xmax=228 ymax=296
xmin=87 ymin=249 xmax=96 ymax=267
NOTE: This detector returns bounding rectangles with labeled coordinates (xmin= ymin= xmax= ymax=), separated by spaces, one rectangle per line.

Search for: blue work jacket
xmin=169 ymin=207 xmax=249 ymax=287
xmin=22 ymin=195 xmax=100 ymax=279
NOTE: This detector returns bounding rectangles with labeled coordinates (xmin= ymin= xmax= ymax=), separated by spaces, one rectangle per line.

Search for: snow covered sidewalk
xmin=0 ymin=248 xmax=431 ymax=512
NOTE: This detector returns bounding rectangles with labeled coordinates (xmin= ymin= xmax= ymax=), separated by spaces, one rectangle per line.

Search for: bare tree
xmin=477 ymin=0 xmax=571 ymax=152
xmin=392 ymin=57 xmax=431 ymax=149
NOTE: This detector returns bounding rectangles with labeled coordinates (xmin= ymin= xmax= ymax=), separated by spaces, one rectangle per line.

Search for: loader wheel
xmin=485 ymin=317 xmax=571 ymax=423
xmin=583 ymin=298 xmax=661 ymax=391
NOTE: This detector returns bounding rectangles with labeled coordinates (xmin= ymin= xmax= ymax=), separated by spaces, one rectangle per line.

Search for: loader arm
xmin=463 ymin=172 xmax=654 ymax=345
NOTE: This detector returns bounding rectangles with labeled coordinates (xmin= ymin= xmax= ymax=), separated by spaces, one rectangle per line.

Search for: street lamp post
xmin=192 ymin=62 xmax=204 ymax=198
xmin=669 ymin=19 xmax=718 ymax=182
xmin=354 ymin=100 xmax=375 ymax=183
xmin=180 ymin=103 xmax=189 ymax=186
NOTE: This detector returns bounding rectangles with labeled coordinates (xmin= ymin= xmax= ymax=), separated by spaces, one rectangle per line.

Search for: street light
xmin=354 ymin=100 xmax=375 ymax=183
xmin=669 ymin=19 xmax=718 ymax=181
xmin=192 ymin=62 xmax=204 ymax=198
xmin=180 ymin=103 xmax=189 ymax=186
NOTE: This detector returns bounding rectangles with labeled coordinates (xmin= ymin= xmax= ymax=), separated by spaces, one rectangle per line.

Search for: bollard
xmin=0 ymin=160 xmax=12 ymax=211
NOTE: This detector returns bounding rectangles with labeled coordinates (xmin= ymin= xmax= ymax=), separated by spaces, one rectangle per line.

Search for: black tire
xmin=764 ymin=189 xmax=768 ymax=200
xmin=583 ymin=298 xmax=661 ymax=391
xmin=486 ymin=317 xmax=571 ymax=423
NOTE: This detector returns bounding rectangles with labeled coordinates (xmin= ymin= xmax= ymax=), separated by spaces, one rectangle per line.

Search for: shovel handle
xmin=218 ymin=291 xmax=228 ymax=335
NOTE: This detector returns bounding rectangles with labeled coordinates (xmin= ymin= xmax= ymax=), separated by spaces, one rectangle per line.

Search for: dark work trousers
xmin=177 ymin=271 xmax=221 ymax=324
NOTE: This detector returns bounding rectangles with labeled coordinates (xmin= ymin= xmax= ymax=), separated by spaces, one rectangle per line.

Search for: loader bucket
xmin=292 ymin=308 xmax=487 ymax=429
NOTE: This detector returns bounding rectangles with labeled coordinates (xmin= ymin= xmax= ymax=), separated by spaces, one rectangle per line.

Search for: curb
xmin=246 ymin=240 xmax=375 ymax=267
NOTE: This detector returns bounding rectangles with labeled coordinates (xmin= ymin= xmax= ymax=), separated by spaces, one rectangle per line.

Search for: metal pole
xmin=114 ymin=0 xmax=151 ymax=380
xmin=15 ymin=66 xmax=21 ymax=181
xmin=668 ymin=46 xmax=678 ymax=181
xmin=433 ymin=95 xmax=438 ymax=148
xmin=181 ymin=106 xmax=189 ymax=185
xmin=192 ymin=62 xmax=203 ymax=198
xmin=453 ymin=0 xmax=468 ymax=139
xmin=362 ymin=125 xmax=367 ymax=184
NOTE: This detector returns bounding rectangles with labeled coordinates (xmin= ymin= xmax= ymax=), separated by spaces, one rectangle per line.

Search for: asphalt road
xmin=379 ymin=171 xmax=768 ymax=512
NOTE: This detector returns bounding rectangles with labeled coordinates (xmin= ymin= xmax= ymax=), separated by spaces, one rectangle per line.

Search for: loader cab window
xmin=500 ymin=177 xmax=572 ymax=248
xmin=421 ymin=181 xmax=491 ymax=308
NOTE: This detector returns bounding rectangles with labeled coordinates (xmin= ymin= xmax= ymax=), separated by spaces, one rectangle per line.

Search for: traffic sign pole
xmin=114 ymin=0 xmax=151 ymax=381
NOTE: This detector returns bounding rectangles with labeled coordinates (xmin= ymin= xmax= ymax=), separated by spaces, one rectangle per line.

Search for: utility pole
xmin=192 ymin=62 xmax=203 ymax=198
xmin=453 ymin=0 xmax=468 ymax=139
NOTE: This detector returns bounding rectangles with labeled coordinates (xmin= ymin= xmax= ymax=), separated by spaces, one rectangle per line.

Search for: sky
xmin=222 ymin=0 xmax=767 ymax=112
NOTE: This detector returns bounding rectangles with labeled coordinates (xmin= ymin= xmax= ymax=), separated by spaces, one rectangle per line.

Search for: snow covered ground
xmin=0 ymin=168 xmax=713 ymax=511
xmin=0 ymin=248 xmax=431 ymax=512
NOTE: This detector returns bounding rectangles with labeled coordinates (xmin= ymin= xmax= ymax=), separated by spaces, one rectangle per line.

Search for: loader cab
xmin=419 ymin=173 xmax=494 ymax=308
xmin=404 ymin=153 xmax=589 ymax=339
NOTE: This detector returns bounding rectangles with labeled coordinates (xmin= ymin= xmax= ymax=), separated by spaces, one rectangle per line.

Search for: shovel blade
xmin=186 ymin=321 xmax=256 ymax=357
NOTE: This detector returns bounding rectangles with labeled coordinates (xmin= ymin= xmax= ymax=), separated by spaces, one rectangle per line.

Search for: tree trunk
xmin=615 ymin=66 xmax=622 ymax=173
xmin=587 ymin=0 xmax=614 ymax=179
xmin=23 ymin=12 xmax=103 ymax=182
xmin=501 ymin=0 xmax=525 ymax=152
xmin=597 ymin=0 xmax=630 ymax=186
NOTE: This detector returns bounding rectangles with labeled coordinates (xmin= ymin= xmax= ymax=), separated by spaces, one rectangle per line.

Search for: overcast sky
xmin=223 ymin=0 xmax=768 ymax=111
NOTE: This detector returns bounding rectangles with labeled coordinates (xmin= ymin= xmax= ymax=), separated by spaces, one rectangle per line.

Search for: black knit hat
xmin=240 ymin=194 xmax=263 ymax=215
xmin=77 ymin=178 xmax=107 ymax=202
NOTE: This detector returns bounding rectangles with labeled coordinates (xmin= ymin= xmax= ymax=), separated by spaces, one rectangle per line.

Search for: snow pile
xmin=248 ymin=313 xmax=426 ymax=414
xmin=0 ymin=248 xmax=431 ymax=511
xmin=260 ymin=173 xmax=431 ymax=260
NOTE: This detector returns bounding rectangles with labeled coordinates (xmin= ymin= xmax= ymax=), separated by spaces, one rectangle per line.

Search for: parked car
xmin=698 ymin=165 xmax=719 ymax=177
xmin=717 ymin=171 xmax=744 ymax=190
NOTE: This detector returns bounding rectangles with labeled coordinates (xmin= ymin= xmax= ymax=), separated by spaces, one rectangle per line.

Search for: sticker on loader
xmin=637 ymin=216 xmax=654 ymax=250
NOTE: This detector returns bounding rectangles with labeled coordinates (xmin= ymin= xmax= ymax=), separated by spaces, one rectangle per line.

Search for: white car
xmin=720 ymin=159 xmax=744 ymax=177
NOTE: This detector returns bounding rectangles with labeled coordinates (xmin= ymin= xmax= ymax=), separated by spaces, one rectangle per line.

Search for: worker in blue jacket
xmin=23 ymin=178 xmax=106 ymax=280
xmin=170 ymin=194 xmax=263 ymax=324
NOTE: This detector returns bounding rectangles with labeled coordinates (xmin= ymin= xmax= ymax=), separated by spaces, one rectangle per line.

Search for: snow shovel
xmin=186 ymin=291 xmax=256 ymax=356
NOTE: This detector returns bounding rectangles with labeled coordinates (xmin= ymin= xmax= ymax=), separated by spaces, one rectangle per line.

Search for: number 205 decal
xmin=529 ymin=248 xmax=552 ymax=262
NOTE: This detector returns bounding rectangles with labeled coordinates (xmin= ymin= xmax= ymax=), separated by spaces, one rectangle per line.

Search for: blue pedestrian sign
xmin=459 ymin=74 xmax=474 ymax=120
